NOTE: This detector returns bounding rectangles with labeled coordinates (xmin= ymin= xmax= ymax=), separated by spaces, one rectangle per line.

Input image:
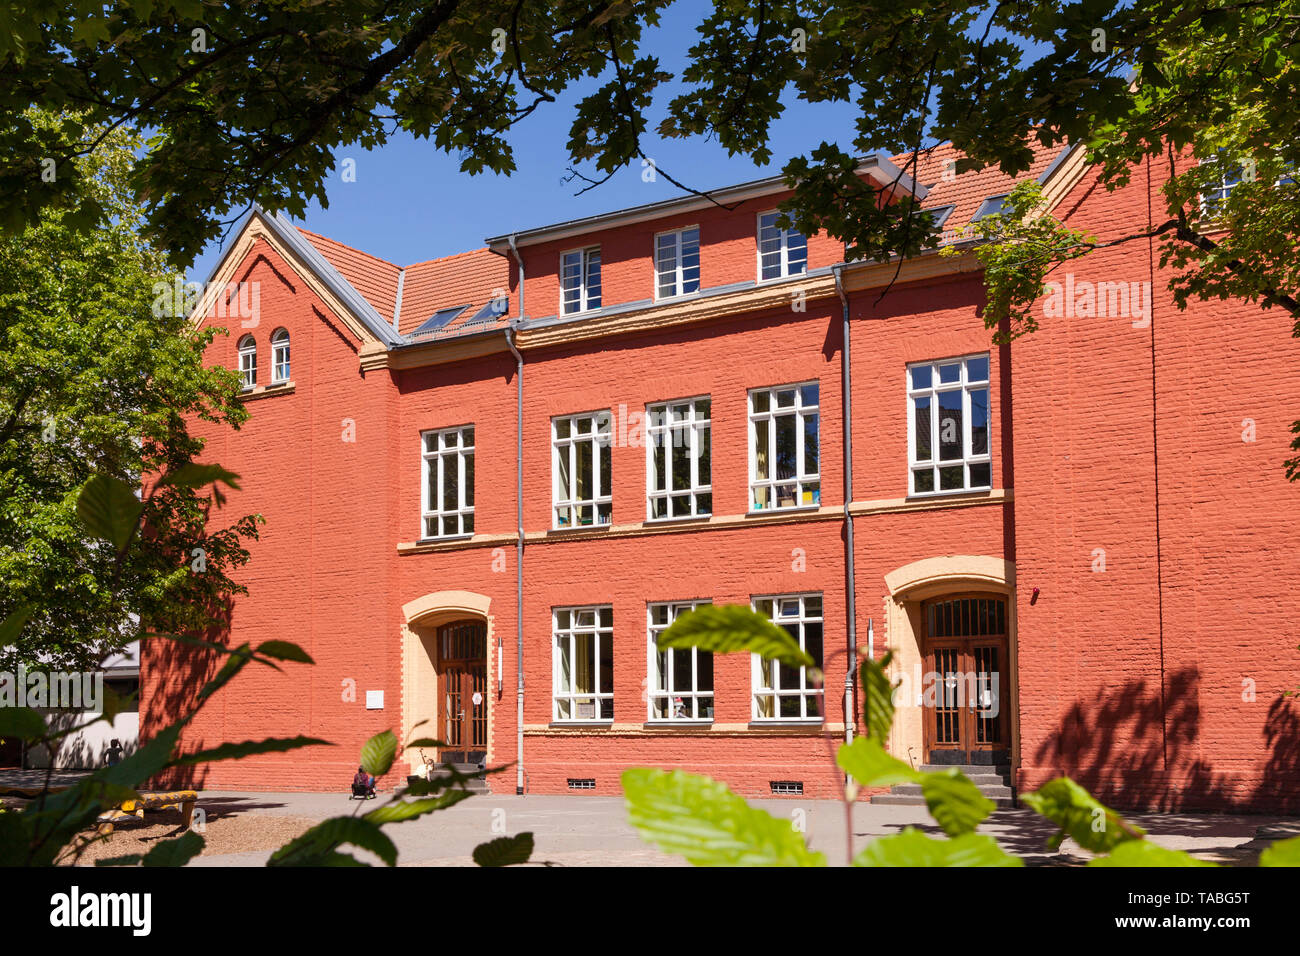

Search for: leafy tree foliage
xmin=0 ymin=114 xmax=257 ymax=670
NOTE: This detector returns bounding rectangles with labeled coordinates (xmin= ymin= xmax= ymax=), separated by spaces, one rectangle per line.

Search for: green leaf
xmin=921 ymin=771 xmax=996 ymax=837
xmin=861 ymin=650 xmax=897 ymax=741
xmin=472 ymin=832 xmax=535 ymax=867
xmin=171 ymin=735 xmax=330 ymax=766
xmin=76 ymin=474 xmax=143 ymax=552
xmin=1019 ymin=777 xmax=1145 ymax=853
xmin=364 ymin=788 xmax=472 ymax=823
xmin=269 ymin=816 xmax=397 ymax=867
xmin=1259 ymin=834 xmax=1300 ymax=867
xmin=360 ymin=730 xmax=398 ymax=777
xmin=0 ymin=707 xmax=47 ymax=741
xmin=1089 ymin=840 xmax=1217 ymax=867
xmin=162 ymin=462 xmax=241 ymax=492
xmin=404 ymin=738 xmax=449 ymax=750
xmin=656 ymin=604 xmax=814 ymax=668
xmin=621 ymin=767 xmax=825 ymax=867
xmin=254 ymin=640 xmax=314 ymax=665
xmin=142 ymin=830 xmax=205 ymax=867
xmin=855 ymin=828 xmax=1022 ymax=867
xmin=836 ymin=737 xmax=921 ymax=788
xmin=0 ymin=606 xmax=30 ymax=645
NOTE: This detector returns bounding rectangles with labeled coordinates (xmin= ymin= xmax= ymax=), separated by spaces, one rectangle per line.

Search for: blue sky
xmin=186 ymin=3 xmax=867 ymax=280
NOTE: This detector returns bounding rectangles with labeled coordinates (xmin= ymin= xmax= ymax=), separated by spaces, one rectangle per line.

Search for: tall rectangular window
xmin=758 ymin=211 xmax=807 ymax=280
xmin=646 ymin=397 xmax=711 ymax=520
xmin=553 ymin=605 xmax=613 ymax=721
xmin=561 ymin=247 xmax=602 ymax=314
xmin=553 ymin=411 xmax=612 ymax=528
xmin=749 ymin=383 xmax=819 ymax=511
xmin=907 ymin=354 xmax=991 ymax=495
xmin=647 ymin=601 xmax=714 ymax=721
xmin=654 ymin=227 xmax=700 ymax=300
xmin=421 ymin=425 xmax=475 ymax=538
xmin=752 ymin=594 xmax=823 ymax=721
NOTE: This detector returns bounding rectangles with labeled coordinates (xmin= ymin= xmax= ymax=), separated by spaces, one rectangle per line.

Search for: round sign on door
xmin=472 ymin=691 xmax=483 ymax=706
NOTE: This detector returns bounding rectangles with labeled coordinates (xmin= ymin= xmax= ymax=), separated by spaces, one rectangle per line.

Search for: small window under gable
xmin=237 ymin=334 xmax=257 ymax=390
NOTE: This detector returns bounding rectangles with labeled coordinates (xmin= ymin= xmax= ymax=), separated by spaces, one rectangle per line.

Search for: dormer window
xmin=972 ymin=195 xmax=1009 ymax=220
xmin=561 ymin=247 xmax=602 ymax=315
xmin=237 ymin=335 xmax=257 ymax=390
xmin=757 ymin=211 xmax=807 ymax=281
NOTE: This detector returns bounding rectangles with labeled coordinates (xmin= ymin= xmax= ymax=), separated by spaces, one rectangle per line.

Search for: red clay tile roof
xmin=397 ymin=248 xmax=511 ymax=337
xmin=890 ymin=140 xmax=1065 ymax=240
xmin=297 ymin=228 xmax=402 ymax=320
xmin=295 ymin=228 xmax=510 ymax=340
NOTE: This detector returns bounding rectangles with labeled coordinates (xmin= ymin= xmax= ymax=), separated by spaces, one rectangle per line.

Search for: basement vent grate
xmin=770 ymin=780 xmax=804 ymax=796
xmin=567 ymin=778 xmax=596 ymax=790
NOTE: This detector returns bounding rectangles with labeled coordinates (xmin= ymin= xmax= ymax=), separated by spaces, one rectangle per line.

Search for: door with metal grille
xmin=437 ymin=620 xmax=487 ymax=764
xmin=922 ymin=595 xmax=1009 ymax=765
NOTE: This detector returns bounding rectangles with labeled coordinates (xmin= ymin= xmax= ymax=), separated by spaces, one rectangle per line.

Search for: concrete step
xmin=918 ymin=764 xmax=1011 ymax=778
xmin=888 ymin=782 xmax=1014 ymax=800
xmin=870 ymin=792 xmax=1017 ymax=809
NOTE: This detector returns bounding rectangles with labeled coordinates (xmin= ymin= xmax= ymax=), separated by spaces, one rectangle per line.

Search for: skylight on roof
xmin=467 ymin=297 xmax=509 ymax=324
xmin=411 ymin=304 xmax=469 ymax=335
xmin=972 ymin=195 xmax=1010 ymax=220
xmin=922 ymin=205 xmax=956 ymax=230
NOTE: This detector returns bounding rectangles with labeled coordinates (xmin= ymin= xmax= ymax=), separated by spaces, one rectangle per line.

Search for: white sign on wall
xmin=365 ymin=690 xmax=384 ymax=710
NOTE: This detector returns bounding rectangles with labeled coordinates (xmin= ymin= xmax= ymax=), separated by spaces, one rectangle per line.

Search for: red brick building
xmin=143 ymin=142 xmax=1300 ymax=811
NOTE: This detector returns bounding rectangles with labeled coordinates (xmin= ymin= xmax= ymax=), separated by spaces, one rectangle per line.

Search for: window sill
xmin=239 ymin=381 xmax=295 ymax=401
xmin=644 ymin=719 xmax=714 ymax=729
xmin=906 ymin=486 xmax=993 ymax=502
xmin=548 ymin=720 xmax=614 ymax=729
xmin=416 ymin=532 xmax=474 ymax=546
xmin=746 ymin=503 xmax=821 ymax=517
xmin=548 ymin=522 xmax=613 ymax=535
xmin=748 ymin=720 xmax=824 ymax=729
xmin=644 ymin=514 xmax=712 ymax=526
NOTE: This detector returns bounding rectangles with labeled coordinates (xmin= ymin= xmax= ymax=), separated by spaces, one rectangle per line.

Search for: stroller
xmin=349 ymin=766 xmax=377 ymax=800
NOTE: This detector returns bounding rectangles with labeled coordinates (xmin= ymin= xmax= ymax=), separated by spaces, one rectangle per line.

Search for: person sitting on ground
xmin=352 ymin=765 xmax=376 ymax=797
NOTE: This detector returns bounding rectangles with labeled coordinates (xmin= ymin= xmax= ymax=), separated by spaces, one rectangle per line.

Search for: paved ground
xmin=4 ymin=770 xmax=1294 ymax=866
xmin=182 ymin=790 xmax=1300 ymax=866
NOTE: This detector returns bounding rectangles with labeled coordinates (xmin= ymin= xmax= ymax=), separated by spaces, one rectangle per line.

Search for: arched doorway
xmin=437 ymin=620 xmax=487 ymax=765
xmin=400 ymin=590 xmax=494 ymax=778
xmin=921 ymin=593 xmax=1010 ymax=766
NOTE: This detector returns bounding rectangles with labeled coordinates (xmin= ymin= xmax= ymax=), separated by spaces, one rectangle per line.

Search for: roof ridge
xmin=403 ymin=246 xmax=495 ymax=269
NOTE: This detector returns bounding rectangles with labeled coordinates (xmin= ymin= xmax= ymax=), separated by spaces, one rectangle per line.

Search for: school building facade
xmin=141 ymin=141 xmax=1300 ymax=811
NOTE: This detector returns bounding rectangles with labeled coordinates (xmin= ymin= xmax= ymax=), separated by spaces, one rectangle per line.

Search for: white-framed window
xmin=646 ymin=397 xmax=711 ymax=520
xmin=647 ymin=601 xmax=714 ymax=721
xmin=237 ymin=335 xmax=256 ymax=390
xmin=757 ymin=210 xmax=807 ymax=281
xmin=552 ymin=411 xmax=612 ymax=528
xmin=749 ymin=383 xmax=819 ymax=511
xmin=1200 ymin=160 xmax=1243 ymax=217
xmin=553 ymin=605 xmax=613 ymax=721
xmin=271 ymin=328 xmax=290 ymax=383
xmin=654 ymin=226 xmax=700 ymax=300
xmin=907 ymin=354 xmax=991 ymax=496
xmin=752 ymin=594 xmax=823 ymax=721
xmin=560 ymin=246 xmax=602 ymax=315
xmin=421 ymin=425 xmax=475 ymax=539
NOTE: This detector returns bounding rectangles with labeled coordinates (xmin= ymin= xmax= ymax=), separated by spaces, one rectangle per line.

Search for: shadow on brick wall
xmin=139 ymin=598 xmax=234 ymax=790
xmin=1032 ymin=666 xmax=1300 ymax=814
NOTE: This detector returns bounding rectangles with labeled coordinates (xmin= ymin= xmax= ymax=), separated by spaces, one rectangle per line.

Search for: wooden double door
xmin=437 ymin=620 xmax=487 ymax=765
xmin=923 ymin=595 xmax=1010 ymax=766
